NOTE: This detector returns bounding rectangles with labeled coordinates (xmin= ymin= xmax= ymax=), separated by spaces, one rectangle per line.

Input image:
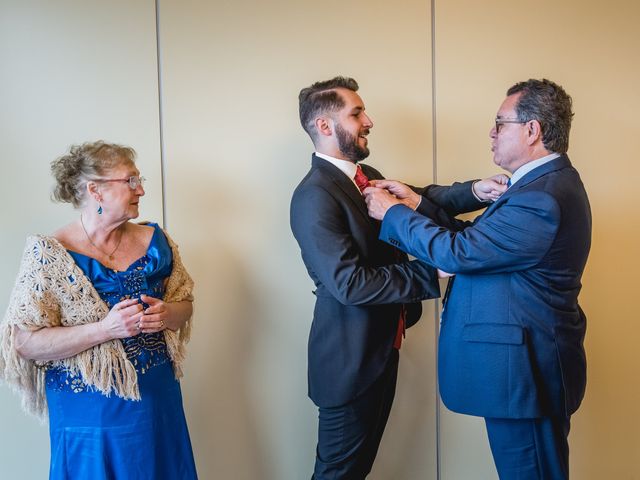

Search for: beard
xmin=335 ymin=123 xmax=370 ymax=161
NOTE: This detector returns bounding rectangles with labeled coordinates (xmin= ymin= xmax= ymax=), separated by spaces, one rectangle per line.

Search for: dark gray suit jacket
xmin=290 ymin=154 xmax=483 ymax=407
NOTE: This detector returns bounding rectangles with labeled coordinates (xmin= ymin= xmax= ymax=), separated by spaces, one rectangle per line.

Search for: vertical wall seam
xmin=154 ymin=0 xmax=168 ymax=229
xmin=430 ymin=1 xmax=441 ymax=479
xmin=431 ymin=0 xmax=438 ymax=187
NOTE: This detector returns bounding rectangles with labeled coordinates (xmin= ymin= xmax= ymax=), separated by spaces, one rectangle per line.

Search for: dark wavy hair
xmin=507 ymin=79 xmax=574 ymax=154
xmin=298 ymin=76 xmax=359 ymax=142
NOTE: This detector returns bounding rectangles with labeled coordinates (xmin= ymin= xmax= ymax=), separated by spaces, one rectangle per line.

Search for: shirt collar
xmin=510 ymin=152 xmax=560 ymax=187
xmin=315 ymin=152 xmax=359 ymax=184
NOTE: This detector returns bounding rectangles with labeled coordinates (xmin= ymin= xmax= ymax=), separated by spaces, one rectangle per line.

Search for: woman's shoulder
xmin=17 ymin=232 xmax=70 ymax=271
xmin=133 ymin=220 xmax=174 ymax=256
xmin=134 ymin=220 xmax=158 ymax=234
xmin=136 ymin=221 xmax=177 ymax=246
xmin=49 ymin=222 xmax=80 ymax=250
xmin=132 ymin=221 xmax=161 ymax=246
xmin=23 ymin=232 xmax=65 ymax=252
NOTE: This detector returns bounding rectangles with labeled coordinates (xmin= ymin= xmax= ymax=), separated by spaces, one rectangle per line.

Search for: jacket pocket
xmin=462 ymin=323 xmax=524 ymax=345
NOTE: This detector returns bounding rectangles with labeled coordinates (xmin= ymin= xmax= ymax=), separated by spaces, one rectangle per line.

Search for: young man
xmin=291 ymin=76 xmax=503 ymax=479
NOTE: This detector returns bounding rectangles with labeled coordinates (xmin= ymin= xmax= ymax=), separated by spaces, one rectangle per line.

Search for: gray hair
xmin=507 ymin=79 xmax=574 ymax=154
xmin=50 ymin=140 xmax=137 ymax=207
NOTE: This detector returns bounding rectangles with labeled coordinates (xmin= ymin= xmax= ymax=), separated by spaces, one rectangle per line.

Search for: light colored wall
xmin=434 ymin=0 xmax=640 ymax=478
xmin=0 ymin=0 xmax=638 ymax=479
xmin=0 ymin=1 xmax=162 ymax=478
xmin=156 ymin=1 xmax=436 ymax=478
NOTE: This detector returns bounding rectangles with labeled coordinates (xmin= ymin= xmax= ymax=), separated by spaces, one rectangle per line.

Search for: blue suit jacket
xmin=380 ymin=155 xmax=592 ymax=418
xmin=290 ymin=155 xmax=484 ymax=408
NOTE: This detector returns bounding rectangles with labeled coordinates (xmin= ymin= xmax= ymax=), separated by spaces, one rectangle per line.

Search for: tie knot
xmin=507 ymin=178 xmax=512 ymax=188
xmin=354 ymin=164 xmax=370 ymax=193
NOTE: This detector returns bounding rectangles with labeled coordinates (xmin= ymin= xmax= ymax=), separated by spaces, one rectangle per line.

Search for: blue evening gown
xmin=44 ymin=223 xmax=197 ymax=479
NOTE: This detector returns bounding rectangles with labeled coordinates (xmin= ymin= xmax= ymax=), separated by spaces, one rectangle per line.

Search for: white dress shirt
xmin=315 ymin=152 xmax=360 ymax=190
xmin=509 ymin=153 xmax=560 ymax=187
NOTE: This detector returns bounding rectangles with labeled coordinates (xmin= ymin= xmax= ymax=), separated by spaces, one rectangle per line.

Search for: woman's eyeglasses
xmin=97 ymin=175 xmax=146 ymax=190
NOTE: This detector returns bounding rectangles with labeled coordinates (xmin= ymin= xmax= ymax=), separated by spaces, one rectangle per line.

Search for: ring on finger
xmin=160 ymin=320 xmax=165 ymax=329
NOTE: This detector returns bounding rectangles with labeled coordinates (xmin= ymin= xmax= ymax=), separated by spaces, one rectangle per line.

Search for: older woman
xmin=0 ymin=141 xmax=197 ymax=479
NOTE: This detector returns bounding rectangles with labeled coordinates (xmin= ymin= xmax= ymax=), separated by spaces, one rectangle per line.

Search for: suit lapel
xmin=311 ymin=155 xmax=374 ymax=227
xmin=515 ymin=154 xmax=571 ymax=189
xmin=481 ymin=154 xmax=571 ymax=217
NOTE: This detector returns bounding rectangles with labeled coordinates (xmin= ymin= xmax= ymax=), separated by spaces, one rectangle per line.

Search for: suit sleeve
xmin=416 ymin=180 xmax=486 ymax=216
xmin=380 ymin=190 xmax=560 ymax=274
xmin=408 ymin=181 xmax=485 ymax=232
xmin=414 ymin=195 xmax=472 ymax=232
xmin=291 ymin=183 xmax=440 ymax=306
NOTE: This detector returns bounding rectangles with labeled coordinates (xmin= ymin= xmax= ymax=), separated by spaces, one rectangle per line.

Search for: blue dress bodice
xmin=47 ymin=223 xmax=173 ymax=390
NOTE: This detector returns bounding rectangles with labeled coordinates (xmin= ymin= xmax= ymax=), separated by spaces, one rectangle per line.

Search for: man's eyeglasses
xmin=495 ymin=118 xmax=528 ymax=134
xmin=97 ymin=175 xmax=146 ymax=190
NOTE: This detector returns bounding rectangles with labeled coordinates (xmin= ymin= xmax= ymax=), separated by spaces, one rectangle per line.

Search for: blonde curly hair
xmin=50 ymin=140 xmax=137 ymax=207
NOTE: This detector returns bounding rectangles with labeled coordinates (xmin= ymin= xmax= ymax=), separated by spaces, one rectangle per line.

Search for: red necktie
xmin=354 ymin=164 xmax=370 ymax=193
xmin=392 ymin=246 xmax=406 ymax=349
xmin=393 ymin=306 xmax=405 ymax=349
xmin=355 ymin=163 xmax=405 ymax=348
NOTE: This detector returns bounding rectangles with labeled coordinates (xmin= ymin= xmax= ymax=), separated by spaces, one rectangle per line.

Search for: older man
xmin=365 ymin=79 xmax=592 ymax=479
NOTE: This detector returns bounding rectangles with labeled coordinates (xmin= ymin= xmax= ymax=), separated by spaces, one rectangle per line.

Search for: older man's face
xmin=490 ymin=93 xmax=529 ymax=173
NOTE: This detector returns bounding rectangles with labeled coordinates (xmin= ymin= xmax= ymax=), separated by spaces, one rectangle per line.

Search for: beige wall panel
xmin=158 ymin=1 xmax=436 ymax=478
xmin=435 ymin=0 xmax=640 ymax=478
xmin=0 ymin=1 xmax=162 ymax=478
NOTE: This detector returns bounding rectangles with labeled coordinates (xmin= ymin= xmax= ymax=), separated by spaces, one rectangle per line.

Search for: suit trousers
xmin=313 ymin=349 xmax=399 ymax=480
xmin=485 ymin=416 xmax=571 ymax=480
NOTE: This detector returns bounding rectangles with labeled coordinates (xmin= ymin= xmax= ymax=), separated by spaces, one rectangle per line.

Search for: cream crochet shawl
xmin=0 ymin=228 xmax=194 ymax=420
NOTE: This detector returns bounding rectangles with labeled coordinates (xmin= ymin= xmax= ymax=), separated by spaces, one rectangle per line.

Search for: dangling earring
xmin=97 ymin=203 xmax=103 ymax=215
